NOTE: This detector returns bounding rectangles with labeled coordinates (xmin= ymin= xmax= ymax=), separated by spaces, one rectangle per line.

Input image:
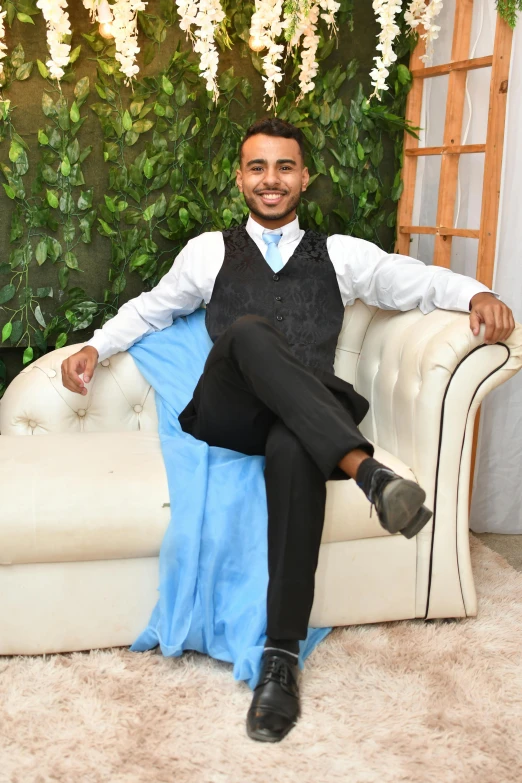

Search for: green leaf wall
xmin=0 ymin=0 xmax=414 ymax=396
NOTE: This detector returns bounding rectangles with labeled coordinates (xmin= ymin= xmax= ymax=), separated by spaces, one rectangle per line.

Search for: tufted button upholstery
xmin=101 ymin=359 xmax=110 ymax=367
xmin=0 ymin=344 xmax=158 ymax=436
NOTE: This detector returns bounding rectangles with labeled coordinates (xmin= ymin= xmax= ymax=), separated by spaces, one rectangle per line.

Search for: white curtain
xmin=409 ymin=0 xmax=522 ymax=533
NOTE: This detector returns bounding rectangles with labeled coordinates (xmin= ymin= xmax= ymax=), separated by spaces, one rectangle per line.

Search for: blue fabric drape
xmin=128 ymin=309 xmax=331 ymax=689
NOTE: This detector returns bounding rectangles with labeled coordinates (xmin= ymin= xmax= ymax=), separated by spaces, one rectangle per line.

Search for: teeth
xmin=262 ymin=194 xmax=282 ymax=200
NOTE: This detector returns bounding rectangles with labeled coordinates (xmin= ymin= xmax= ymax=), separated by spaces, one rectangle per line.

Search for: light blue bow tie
xmin=262 ymin=232 xmax=284 ymax=273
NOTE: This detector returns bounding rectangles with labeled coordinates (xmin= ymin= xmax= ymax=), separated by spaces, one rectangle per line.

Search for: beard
xmin=243 ymin=189 xmax=302 ymax=223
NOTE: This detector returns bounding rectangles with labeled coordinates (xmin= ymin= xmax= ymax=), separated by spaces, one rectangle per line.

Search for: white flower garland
xmin=404 ymin=0 xmax=424 ymax=29
xmin=250 ymin=0 xmax=339 ymax=107
xmin=405 ymin=0 xmax=443 ymax=60
xmin=111 ymin=0 xmax=147 ymax=84
xmin=370 ymin=0 xmax=444 ymax=96
xmin=82 ymin=0 xmax=99 ymax=20
xmin=176 ymin=0 xmax=225 ymax=101
xmin=250 ymin=0 xmax=286 ymax=108
xmin=6 ymin=1 xmax=445 ymax=102
xmin=282 ymin=1 xmax=339 ymax=103
xmin=0 ymin=6 xmax=8 ymax=78
xmin=294 ymin=4 xmax=320 ymax=101
xmin=36 ymin=0 xmax=72 ymax=80
xmin=369 ymin=0 xmax=402 ymax=99
xmin=81 ymin=1 xmax=146 ymax=84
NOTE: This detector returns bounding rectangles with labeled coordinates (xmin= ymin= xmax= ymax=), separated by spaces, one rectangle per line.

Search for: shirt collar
xmin=246 ymin=214 xmax=301 ymax=246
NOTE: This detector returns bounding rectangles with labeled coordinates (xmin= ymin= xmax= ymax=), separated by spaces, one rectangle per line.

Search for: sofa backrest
xmin=0 ymin=301 xmax=377 ymax=436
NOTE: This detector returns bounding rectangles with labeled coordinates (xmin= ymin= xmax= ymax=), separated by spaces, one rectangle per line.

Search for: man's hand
xmin=469 ymin=293 xmax=515 ymax=345
xmin=61 ymin=346 xmax=99 ymax=395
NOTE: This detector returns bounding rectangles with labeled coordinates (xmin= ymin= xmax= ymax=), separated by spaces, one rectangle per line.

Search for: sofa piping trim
xmin=424 ymin=341 xmax=511 ymax=619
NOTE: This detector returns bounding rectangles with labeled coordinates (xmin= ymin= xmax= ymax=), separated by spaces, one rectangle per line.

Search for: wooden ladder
xmin=395 ymin=0 xmax=513 ymax=490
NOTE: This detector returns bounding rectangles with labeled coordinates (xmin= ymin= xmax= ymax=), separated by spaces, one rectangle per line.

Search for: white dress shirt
xmin=85 ymin=215 xmax=497 ymax=364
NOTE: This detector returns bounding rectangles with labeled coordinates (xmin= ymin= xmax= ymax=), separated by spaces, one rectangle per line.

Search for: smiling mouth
xmin=256 ymin=192 xmax=286 ymax=205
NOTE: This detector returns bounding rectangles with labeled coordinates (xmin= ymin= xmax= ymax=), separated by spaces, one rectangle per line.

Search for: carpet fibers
xmin=1 ymin=536 xmax=522 ymax=783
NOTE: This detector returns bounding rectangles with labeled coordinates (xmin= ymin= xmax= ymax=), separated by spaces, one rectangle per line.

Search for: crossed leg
xmin=178 ymin=314 xmax=374 ymax=639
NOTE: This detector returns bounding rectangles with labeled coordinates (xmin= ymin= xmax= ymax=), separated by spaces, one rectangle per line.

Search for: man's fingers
xmin=61 ymin=355 xmax=89 ymax=394
xmin=492 ymin=306 xmax=503 ymax=343
xmin=483 ymin=307 xmax=496 ymax=343
xmin=83 ymin=357 xmax=96 ymax=384
xmin=470 ymin=299 xmax=515 ymax=345
xmin=502 ymin=308 xmax=515 ymax=341
xmin=470 ymin=310 xmax=481 ymax=337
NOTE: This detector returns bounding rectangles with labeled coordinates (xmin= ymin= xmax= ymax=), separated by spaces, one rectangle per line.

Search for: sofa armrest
xmin=355 ymin=307 xmax=522 ymax=618
xmin=356 ymin=307 xmax=522 ymax=497
xmin=0 ymin=343 xmax=158 ymax=436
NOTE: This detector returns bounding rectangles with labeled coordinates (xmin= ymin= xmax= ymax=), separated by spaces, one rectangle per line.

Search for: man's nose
xmin=261 ymin=168 xmax=282 ymax=187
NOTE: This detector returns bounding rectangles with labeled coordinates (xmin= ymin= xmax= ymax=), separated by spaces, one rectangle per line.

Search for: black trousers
xmin=178 ymin=315 xmax=374 ymax=640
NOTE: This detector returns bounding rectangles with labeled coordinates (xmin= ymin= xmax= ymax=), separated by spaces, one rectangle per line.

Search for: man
xmin=62 ymin=118 xmax=515 ymax=743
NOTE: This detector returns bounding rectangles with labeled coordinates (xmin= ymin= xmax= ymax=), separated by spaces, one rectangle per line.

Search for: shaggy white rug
xmin=2 ymin=536 xmax=522 ymax=783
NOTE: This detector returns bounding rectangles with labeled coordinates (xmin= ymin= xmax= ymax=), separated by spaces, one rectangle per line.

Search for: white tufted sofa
xmin=1 ymin=301 xmax=521 ymax=656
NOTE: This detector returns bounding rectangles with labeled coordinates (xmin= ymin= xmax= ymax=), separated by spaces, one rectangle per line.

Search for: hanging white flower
xmin=36 ymin=0 xmax=72 ymax=80
xmin=418 ymin=0 xmax=443 ymax=62
xmin=249 ymin=0 xmax=286 ymax=109
xmin=405 ymin=0 xmax=443 ymax=61
xmin=0 ymin=6 xmax=8 ymax=78
xmin=82 ymin=0 xmax=99 ymax=20
xmin=111 ymin=0 xmax=147 ymax=83
xmin=319 ymin=0 xmax=340 ymax=29
xmin=283 ymin=0 xmax=340 ymax=103
xmin=297 ymin=5 xmax=321 ymax=100
xmin=176 ymin=0 xmax=225 ymax=101
xmin=81 ymin=1 xmax=147 ymax=83
xmin=404 ymin=0 xmax=424 ymax=29
xmin=369 ymin=0 xmax=402 ymax=99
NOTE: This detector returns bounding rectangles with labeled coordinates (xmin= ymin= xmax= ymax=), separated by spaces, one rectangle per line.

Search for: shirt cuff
xmin=83 ymin=332 xmax=113 ymax=364
xmin=455 ymin=281 xmax=500 ymax=313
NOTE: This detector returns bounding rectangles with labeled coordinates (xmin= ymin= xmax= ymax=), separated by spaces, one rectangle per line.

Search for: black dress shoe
xmin=368 ymin=467 xmax=433 ymax=538
xmin=246 ymin=651 xmax=300 ymax=743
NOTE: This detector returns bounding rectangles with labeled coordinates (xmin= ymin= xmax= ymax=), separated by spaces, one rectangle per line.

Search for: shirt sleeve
xmin=84 ymin=232 xmax=224 ymax=363
xmin=327 ymin=234 xmax=500 ymax=314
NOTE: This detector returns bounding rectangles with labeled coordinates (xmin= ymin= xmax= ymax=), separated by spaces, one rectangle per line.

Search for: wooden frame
xmin=396 ymin=1 xmax=512 ymax=275
xmin=395 ymin=1 xmax=513 ymax=495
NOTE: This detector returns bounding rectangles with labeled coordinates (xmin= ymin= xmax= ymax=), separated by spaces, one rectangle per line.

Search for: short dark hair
xmin=239 ymin=117 xmax=306 ymax=163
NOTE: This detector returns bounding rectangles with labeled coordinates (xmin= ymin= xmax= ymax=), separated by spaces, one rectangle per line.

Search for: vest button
xmin=276 ymin=315 xmax=284 ymax=322
xmin=275 ymin=296 xmax=282 ymax=301
xmin=272 ymin=274 xmax=279 ymax=281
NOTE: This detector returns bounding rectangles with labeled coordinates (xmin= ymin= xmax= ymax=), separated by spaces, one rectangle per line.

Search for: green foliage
xmin=0 ymin=44 xmax=97 ymax=383
xmin=496 ymin=0 xmax=522 ymax=27
xmin=0 ymin=0 xmax=414 ymax=398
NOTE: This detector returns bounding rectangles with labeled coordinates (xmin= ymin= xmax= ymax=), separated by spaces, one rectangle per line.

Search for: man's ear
xmin=236 ymin=168 xmax=243 ymax=193
xmin=302 ymin=166 xmax=310 ymax=192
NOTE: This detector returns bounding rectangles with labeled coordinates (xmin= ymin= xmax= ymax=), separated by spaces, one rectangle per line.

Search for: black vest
xmin=205 ymin=225 xmax=345 ymax=374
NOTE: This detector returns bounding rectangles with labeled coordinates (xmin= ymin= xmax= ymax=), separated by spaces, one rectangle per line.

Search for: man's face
xmin=236 ymin=134 xmax=309 ymax=228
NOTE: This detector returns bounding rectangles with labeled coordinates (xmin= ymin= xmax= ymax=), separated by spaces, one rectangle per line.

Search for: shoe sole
xmin=380 ymin=479 xmax=429 ymax=535
xmin=246 ymin=720 xmax=297 ymax=743
xmin=400 ymin=504 xmax=433 ymax=538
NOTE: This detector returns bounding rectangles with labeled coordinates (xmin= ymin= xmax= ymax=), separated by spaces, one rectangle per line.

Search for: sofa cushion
xmin=0 ymin=432 xmax=417 ymax=565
